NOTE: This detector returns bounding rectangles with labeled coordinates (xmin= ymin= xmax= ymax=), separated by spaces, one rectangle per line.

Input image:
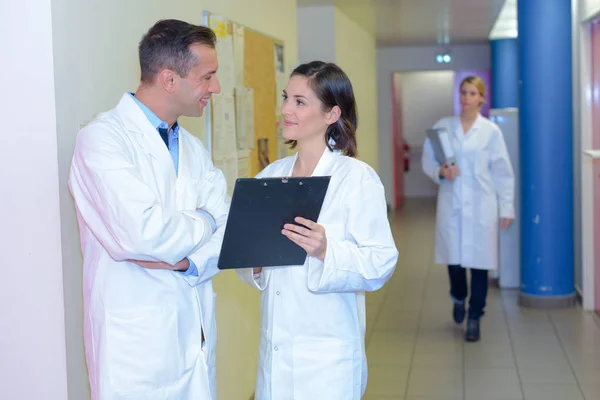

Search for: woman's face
xmin=459 ymin=82 xmax=484 ymax=113
xmin=280 ymin=76 xmax=333 ymax=144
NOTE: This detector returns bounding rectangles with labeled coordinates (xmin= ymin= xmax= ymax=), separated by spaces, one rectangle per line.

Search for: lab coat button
xmin=274 ymin=346 xmax=278 ymax=351
xmin=276 ymin=291 xmax=280 ymax=295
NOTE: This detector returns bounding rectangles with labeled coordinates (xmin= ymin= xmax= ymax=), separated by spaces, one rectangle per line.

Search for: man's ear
xmin=158 ymin=69 xmax=177 ymax=93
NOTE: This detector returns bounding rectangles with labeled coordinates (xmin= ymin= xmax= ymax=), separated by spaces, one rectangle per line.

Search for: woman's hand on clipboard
xmin=282 ymin=217 xmax=327 ymax=261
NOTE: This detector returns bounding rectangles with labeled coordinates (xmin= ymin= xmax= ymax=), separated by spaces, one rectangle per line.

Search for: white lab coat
xmin=421 ymin=114 xmax=515 ymax=270
xmin=68 ymin=93 xmax=230 ymax=400
xmin=238 ymin=148 xmax=398 ymax=400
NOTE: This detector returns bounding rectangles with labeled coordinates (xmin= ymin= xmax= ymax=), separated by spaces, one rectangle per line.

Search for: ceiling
xmin=297 ymin=0 xmax=517 ymax=47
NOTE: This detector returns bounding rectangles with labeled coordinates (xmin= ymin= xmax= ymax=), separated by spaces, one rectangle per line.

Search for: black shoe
xmin=453 ymin=301 xmax=466 ymax=324
xmin=465 ymin=319 xmax=480 ymax=342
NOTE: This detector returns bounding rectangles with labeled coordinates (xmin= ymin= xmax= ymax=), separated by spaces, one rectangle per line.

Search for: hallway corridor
xmin=363 ymin=200 xmax=600 ymax=400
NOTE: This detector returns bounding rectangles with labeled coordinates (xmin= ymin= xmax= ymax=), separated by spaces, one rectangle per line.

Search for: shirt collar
xmin=128 ymin=92 xmax=179 ymax=136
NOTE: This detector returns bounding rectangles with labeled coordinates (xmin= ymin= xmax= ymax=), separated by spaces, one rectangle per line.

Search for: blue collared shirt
xmin=129 ymin=93 xmax=214 ymax=276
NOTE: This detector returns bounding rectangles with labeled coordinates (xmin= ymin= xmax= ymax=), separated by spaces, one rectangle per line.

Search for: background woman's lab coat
xmin=69 ymin=94 xmax=230 ymax=400
xmin=238 ymin=149 xmax=398 ymax=400
xmin=421 ymin=114 xmax=515 ymax=270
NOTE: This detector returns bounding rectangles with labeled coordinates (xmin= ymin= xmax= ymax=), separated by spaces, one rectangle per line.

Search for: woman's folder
xmin=426 ymin=128 xmax=457 ymax=166
xmin=217 ymin=176 xmax=331 ymax=270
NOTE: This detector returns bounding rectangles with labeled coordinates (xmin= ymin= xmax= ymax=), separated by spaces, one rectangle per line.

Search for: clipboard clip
xmin=280 ymin=177 xmax=304 ymax=185
xmin=262 ymin=177 xmax=305 ymax=186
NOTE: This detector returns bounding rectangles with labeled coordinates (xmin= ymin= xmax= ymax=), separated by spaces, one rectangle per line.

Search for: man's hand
xmin=128 ymin=258 xmax=190 ymax=271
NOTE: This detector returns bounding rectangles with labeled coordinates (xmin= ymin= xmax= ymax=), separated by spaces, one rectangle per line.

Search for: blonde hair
xmin=460 ymin=76 xmax=486 ymax=106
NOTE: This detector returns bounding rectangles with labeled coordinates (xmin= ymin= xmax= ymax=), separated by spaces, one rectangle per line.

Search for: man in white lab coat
xmin=69 ymin=19 xmax=229 ymax=400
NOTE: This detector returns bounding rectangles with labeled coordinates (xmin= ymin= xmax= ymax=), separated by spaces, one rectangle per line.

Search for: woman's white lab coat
xmin=421 ymin=114 xmax=515 ymax=270
xmin=68 ymin=94 xmax=230 ymax=400
xmin=238 ymin=148 xmax=398 ymax=400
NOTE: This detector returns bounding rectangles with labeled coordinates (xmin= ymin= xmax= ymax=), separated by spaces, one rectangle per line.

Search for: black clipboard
xmin=217 ymin=176 xmax=331 ymax=270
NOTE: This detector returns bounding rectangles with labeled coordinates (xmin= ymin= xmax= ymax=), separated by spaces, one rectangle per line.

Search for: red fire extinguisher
xmin=403 ymin=142 xmax=410 ymax=172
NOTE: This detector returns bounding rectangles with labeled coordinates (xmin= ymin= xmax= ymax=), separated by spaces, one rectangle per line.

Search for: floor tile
xmin=406 ymin=367 xmax=463 ymax=399
xmin=364 ymin=365 xmax=409 ymax=397
xmin=464 ymin=368 xmax=522 ymax=399
xmin=522 ymin=384 xmax=585 ymax=400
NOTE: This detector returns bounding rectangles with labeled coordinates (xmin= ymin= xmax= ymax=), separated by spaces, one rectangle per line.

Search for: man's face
xmin=174 ymin=43 xmax=221 ymax=117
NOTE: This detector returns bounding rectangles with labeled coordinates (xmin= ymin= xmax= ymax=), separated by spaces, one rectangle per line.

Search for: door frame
xmin=579 ymin=14 xmax=596 ymax=312
xmin=391 ymin=73 xmax=404 ymax=209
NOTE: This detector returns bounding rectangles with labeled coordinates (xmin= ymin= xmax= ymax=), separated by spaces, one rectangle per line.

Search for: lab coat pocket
xmin=177 ymin=177 xmax=203 ymax=210
xmin=292 ymin=339 xmax=360 ymax=400
xmin=106 ymin=306 xmax=182 ymax=394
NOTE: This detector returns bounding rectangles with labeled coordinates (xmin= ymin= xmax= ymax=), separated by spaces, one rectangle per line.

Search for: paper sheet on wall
xmin=235 ymin=87 xmax=255 ymax=150
xmin=213 ymin=154 xmax=238 ymax=197
xmin=274 ymin=43 xmax=286 ymax=114
xmin=276 ymin=74 xmax=287 ymax=114
xmin=237 ymin=149 xmax=250 ymax=179
xmin=233 ymin=24 xmax=245 ymax=88
xmin=209 ymin=15 xmax=235 ymax=94
xmin=211 ymin=93 xmax=237 ymax=159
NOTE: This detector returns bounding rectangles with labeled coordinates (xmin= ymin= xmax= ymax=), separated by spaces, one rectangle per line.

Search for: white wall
xmin=334 ymin=8 xmax=379 ymax=170
xmin=377 ymin=43 xmax=491 ymax=206
xmin=50 ymin=1 xmax=298 ymax=399
xmin=0 ymin=0 xmax=69 ymax=398
xmin=298 ymin=6 xmax=336 ymax=64
xmin=297 ymin=6 xmax=379 ymax=171
xmin=395 ymin=71 xmax=454 ymax=198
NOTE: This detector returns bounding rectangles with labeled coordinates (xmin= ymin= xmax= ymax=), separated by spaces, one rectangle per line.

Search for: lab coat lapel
xmin=174 ymin=130 xmax=198 ymax=208
xmin=463 ymin=113 xmax=484 ymax=141
xmin=116 ymin=94 xmax=175 ymax=174
xmin=312 ymin=148 xmax=338 ymax=177
xmin=452 ymin=117 xmax=463 ymax=142
xmin=287 ymin=148 xmax=338 ymax=177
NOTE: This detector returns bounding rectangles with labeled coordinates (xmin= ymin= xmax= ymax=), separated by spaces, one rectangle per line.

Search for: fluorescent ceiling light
xmin=489 ymin=0 xmax=518 ymax=40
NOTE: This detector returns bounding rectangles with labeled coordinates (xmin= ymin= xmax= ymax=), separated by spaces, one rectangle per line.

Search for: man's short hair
xmin=139 ymin=19 xmax=217 ymax=83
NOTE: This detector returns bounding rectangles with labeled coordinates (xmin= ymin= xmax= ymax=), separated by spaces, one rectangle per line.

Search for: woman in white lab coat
xmin=421 ymin=76 xmax=515 ymax=342
xmin=238 ymin=61 xmax=398 ymax=400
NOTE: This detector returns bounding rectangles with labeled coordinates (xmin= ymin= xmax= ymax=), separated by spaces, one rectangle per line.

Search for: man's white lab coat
xmin=69 ymin=93 xmax=230 ymax=399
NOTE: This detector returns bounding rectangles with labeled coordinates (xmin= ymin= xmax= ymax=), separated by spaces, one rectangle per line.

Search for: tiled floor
xmin=363 ymin=199 xmax=600 ymax=400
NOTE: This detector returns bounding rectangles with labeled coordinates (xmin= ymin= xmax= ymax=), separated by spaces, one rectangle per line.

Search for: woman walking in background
xmin=422 ymin=76 xmax=515 ymax=342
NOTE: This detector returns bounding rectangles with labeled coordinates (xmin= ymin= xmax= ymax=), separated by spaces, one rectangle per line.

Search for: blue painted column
xmin=491 ymin=39 xmax=519 ymax=108
xmin=518 ymin=0 xmax=575 ymax=307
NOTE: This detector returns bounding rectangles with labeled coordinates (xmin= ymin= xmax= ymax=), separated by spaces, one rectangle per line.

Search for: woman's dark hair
xmin=138 ymin=19 xmax=217 ymax=83
xmin=287 ymin=61 xmax=358 ymax=157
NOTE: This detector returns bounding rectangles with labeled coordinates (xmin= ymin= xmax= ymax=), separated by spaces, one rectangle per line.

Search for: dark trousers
xmin=447 ymin=264 xmax=488 ymax=321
